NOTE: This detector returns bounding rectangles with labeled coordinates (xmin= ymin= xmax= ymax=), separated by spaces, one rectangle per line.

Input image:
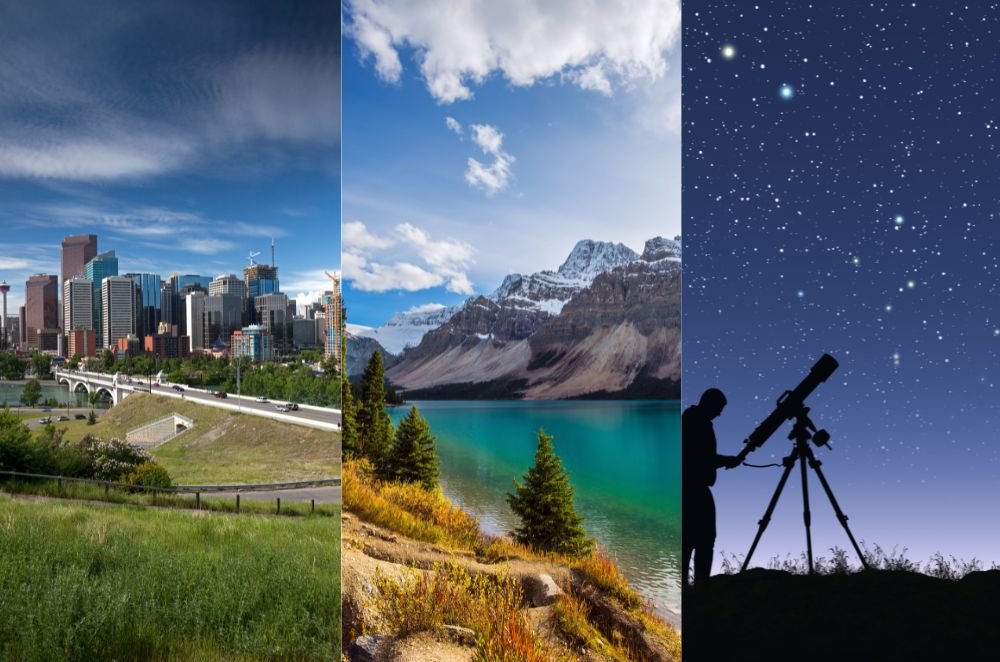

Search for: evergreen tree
xmin=506 ymin=428 xmax=594 ymax=556
xmin=391 ymin=405 xmax=439 ymax=489
xmin=357 ymin=350 xmax=394 ymax=475
xmin=341 ymin=375 xmax=359 ymax=459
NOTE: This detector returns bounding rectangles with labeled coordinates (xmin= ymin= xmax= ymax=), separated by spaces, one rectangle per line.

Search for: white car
xmin=275 ymin=404 xmax=289 ymax=412
xmin=255 ymin=396 xmax=268 ymax=403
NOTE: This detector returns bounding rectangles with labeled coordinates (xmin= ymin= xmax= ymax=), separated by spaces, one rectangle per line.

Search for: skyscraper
xmin=60 ymin=235 xmax=98 ymax=284
xmin=24 ymin=274 xmax=59 ymax=350
xmin=84 ymin=251 xmax=119 ymax=348
xmin=253 ymin=292 xmax=290 ymax=352
xmin=243 ymin=264 xmax=279 ymax=324
xmin=205 ymin=294 xmax=243 ymax=349
xmin=101 ymin=276 xmax=137 ymax=349
xmin=209 ymin=273 xmax=247 ymax=299
xmin=124 ymin=273 xmax=162 ymax=338
xmin=63 ymin=277 xmax=94 ymax=334
xmin=185 ymin=291 xmax=207 ymax=352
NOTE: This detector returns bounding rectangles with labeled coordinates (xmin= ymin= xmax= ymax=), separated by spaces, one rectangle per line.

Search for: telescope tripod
xmin=741 ymin=414 xmax=868 ymax=573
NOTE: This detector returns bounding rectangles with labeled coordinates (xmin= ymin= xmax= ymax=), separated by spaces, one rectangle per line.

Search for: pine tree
xmin=357 ymin=350 xmax=395 ymax=475
xmin=341 ymin=375 xmax=359 ymax=459
xmin=506 ymin=428 xmax=594 ymax=556
xmin=391 ymin=405 xmax=440 ymax=489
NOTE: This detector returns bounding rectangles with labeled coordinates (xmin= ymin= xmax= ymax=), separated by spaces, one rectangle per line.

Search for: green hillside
xmin=54 ymin=394 xmax=340 ymax=484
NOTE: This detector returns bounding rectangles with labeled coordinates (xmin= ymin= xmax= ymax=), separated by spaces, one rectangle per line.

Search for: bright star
xmin=907 ymin=280 xmax=916 ymax=289
xmin=721 ymin=44 xmax=737 ymax=59
xmin=780 ymin=84 xmax=795 ymax=100
xmin=894 ymin=214 xmax=905 ymax=226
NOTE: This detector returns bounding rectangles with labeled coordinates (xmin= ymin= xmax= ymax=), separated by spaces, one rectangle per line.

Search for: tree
xmin=506 ymin=429 xmax=594 ymax=557
xmin=357 ymin=350 xmax=395 ymax=475
xmin=29 ymin=352 xmax=52 ymax=380
xmin=341 ymin=375 xmax=359 ymax=459
xmin=391 ymin=405 xmax=439 ymax=489
xmin=87 ymin=410 xmax=97 ymax=425
xmin=22 ymin=379 xmax=42 ymax=407
xmin=101 ymin=349 xmax=116 ymax=371
xmin=0 ymin=353 xmax=26 ymax=380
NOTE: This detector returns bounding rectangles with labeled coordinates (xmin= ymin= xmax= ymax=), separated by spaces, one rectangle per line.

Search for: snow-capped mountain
xmin=385 ymin=236 xmax=681 ymax=399
xmin=349 ymin=304 xmax=460 ymax=355
xmin=490 ymin=239 xmax=640 ymax=315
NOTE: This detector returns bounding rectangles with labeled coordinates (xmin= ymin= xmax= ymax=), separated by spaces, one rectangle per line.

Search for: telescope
xmin=732 ymin=352 xmax=868 ymax=573
xmin=734 ymin=353 xmax=838 ymax=464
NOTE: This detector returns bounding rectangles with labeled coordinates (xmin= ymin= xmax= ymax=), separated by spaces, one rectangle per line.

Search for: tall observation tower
xmin=0 ymin=280 xmax=9 ymax=350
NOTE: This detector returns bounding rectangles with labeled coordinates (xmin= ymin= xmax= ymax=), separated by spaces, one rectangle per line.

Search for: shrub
xmin=125 ymin=461 xmax=172 ymax=489
xmin=78 ymin=436 xmax=152 ymax=482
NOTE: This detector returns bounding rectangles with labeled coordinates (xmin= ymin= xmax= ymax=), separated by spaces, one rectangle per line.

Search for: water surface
xmin=389 ymin=400 xmax=681 ymax=616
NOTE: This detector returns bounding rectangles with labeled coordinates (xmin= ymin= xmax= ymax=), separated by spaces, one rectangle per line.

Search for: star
xmin=721 ymin=44 xmax=737 ymax=60
xmin=780 ymin=84 xmax=795 ymax=100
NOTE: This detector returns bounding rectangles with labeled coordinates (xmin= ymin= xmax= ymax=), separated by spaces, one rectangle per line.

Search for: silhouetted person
xmin=683 ymin=388 xmax=741 ymax=585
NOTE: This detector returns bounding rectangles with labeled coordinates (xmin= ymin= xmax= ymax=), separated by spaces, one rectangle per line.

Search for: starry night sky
xmin=684 ymin=3 xmax=1000 ymax=571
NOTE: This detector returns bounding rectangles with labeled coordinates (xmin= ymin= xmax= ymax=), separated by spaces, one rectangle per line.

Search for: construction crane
xmin=247 ymin=250 xmax=261 ymax=266
xmin=324 ymin=271 xmax=343 ymax=365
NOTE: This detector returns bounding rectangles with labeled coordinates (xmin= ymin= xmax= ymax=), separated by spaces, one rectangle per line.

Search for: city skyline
xmin=341 ymin=0 xmax=681 ymax=327
xmin=0 ymin=0 xmax=340 ymax=314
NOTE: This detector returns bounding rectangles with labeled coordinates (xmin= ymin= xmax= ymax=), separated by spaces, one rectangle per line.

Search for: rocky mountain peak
xmin=641 ymin=236 xmax=682 ymax=262
xmin=557 ymin=240 xmax=640 ymax=282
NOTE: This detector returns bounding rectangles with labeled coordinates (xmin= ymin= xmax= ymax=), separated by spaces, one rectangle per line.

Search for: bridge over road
xmin=54 ymin=369 xmax=341 ymax=433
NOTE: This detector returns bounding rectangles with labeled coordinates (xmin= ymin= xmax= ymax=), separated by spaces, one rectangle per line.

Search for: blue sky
xmin=0 ymin=0 xmax=340 ymax=312
xmin=341 ymin=0 xmax=681 ymax=327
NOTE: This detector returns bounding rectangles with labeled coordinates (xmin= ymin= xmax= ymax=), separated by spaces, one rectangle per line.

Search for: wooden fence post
xmin=196 ymin=492 xmax=200 ymax=510
xmin=236 ymin=494 xmax=240 ymax=513
xmin=311 ymin=499 xmax=315 ymax=514
xmin=276 ymin=497 xmax=281 ymax=514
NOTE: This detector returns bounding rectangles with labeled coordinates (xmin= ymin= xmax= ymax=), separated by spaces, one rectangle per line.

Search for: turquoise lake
xmin=389 ymin=400 xmax=681 ymax=616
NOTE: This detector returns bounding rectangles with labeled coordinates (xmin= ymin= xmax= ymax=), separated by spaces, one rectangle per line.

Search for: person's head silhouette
xmin=699 ymin=388 xmax=727 ymax=419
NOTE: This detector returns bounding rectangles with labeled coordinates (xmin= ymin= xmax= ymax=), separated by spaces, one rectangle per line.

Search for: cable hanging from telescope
xmin=742 ymin=461 xmax=783 ymax=468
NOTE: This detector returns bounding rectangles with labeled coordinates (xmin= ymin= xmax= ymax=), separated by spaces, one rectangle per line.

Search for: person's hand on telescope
xmin=722 ymin=455 xmax=741 ymax=469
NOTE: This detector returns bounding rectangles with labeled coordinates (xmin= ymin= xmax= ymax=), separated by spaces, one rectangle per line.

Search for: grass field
xmin=0 ymin=495 xmax=340 ymax=660
xmin=48 ymin=394 xmax=340 ymax=484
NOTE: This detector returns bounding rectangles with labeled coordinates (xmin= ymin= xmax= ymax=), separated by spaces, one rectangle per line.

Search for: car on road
xmin=213 ymin=391 xmax=227 ymax=399
xmin=172 ymin=385 xmax=184 ymax=392
xmin=74 ymin=414 xmax=87 ymax=420
xmin=255 ymin=396 xmax=268 ymax=403
xmin=56 ymin=415 xmax=70 ymax=421
xmin=288 ymin=403 xmax=299 ymax=411
xmin=275 ymin=404 xmax=289 ymax=412
xmin=38 ymin=417 xmax=51 ymax=424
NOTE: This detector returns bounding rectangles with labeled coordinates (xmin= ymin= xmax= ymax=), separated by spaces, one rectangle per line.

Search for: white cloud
xmin=343 ymin=220 xmax=397 ymax=252
xmin=445 ymin=116 xmax=463 ymax=134
xmin=344 ymin=0 xmax=680 ymax=103
xmin=343 ymin=221 xmax=476 ymax=293
xmin=568 ymin=65 xmax=613 ymax=96
xmin=461 ymin=123 xmax=514 ymax=196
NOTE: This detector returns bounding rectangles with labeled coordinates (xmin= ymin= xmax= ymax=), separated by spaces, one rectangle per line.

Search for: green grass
xmin=0 ymin=495 xmax=340 ymax=660
xmin=2 ymin=479 xmax=340 ymax=518
xmin=50 ymin=394 xmax=340 ymax=485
